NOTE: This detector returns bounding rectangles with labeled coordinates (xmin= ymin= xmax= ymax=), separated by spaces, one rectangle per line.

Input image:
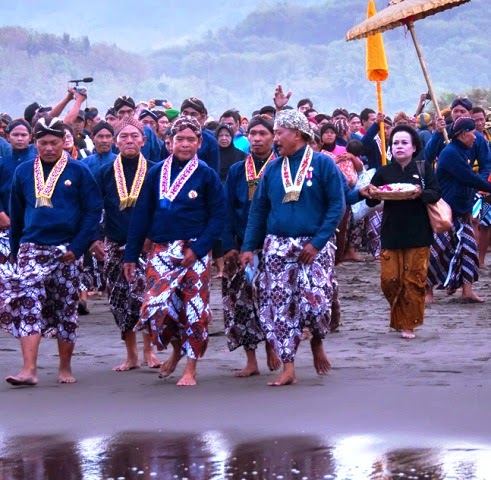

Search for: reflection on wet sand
xmin=0 ymin=432 xmax=489 ymax=480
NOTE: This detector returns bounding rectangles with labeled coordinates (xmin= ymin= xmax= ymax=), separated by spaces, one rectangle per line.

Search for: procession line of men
xmin=1 ymin=90 xmax=488 ymax=388
xmin=0 ymin=101 xmax=355 ymax=387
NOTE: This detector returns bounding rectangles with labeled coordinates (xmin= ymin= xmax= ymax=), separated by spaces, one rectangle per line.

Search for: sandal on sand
xmin=401 ymin=330 xmax=415 ymax=339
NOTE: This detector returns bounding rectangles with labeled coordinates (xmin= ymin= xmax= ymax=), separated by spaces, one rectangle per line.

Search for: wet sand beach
xmin=1 ymin=256 xmax=490 ymax=479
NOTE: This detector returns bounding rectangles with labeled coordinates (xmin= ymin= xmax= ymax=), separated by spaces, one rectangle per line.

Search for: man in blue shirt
xmin=0 ymin=117 xmax=102 ymax=387
xmin=222 ymin=114 xmax=281 ymax=377
xmin=92 ymin=117 xmax=160 ymax=373
xmin=124 ymin=115 xmax=225 ymax=386
xmin=240 ymin=110 xmax=345 ymax=386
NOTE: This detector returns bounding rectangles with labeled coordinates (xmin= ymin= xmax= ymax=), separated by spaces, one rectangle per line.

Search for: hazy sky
xmin=0 ymin=0 xmax=325 ymax=52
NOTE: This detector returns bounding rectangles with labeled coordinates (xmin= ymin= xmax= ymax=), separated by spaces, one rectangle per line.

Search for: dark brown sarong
xmin=380 ymin=247 xmax=430 ymax=331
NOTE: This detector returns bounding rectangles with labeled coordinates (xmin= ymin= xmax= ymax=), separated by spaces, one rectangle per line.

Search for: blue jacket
xmin=0 ymin=144 xmax=38 ymax=216
xmin=425 ymin=128 xmax=491 ymax=180
xmin=242 ymin=146 xmax=346 ymax=252
xmin=436 ymin=139 xmax=491 ymax=216
xmin=82 ymin=151 xmax=117 ymax=176
xmin=9 ymin=157 xmax=103 ymax=258
xmin=124 ymin=157 xmax=225 ymax=262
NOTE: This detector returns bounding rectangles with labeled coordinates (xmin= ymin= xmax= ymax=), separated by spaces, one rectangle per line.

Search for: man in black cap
xmin=123 ymin=115 xmax=225 ymax=386
xmin=114 ymin=96 xmax=136 ymax=120
xmin=222 ymin=114 xmax=281 ymax=377
xmin=91 ymin=116 xmax=160 ymax=372
xmin=83 ymin=107 xmax=100 ymax=137
xmin=177 ymin=97 xmax=219 ymax=173
xmin=82 ymin=122 xmax=117 ymax=176
xmin=425 ymin=96 xmax=491 ymax=178
xmin=113 ymin=96 xmax=163 ymax=163
xmin=0 ymin=116 xmax=102 ymax=387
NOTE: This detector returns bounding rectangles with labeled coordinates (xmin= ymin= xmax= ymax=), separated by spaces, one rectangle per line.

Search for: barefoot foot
xmin=265 ymin=342 xmax=281 ymax=371
xmin=143 ymin=350 xmax=162 ymax=369
xmin=112 ymin=360 xmax=140 ymax=372
xmin=267 ymin=371 xmax=297 ymax=386
xmin=401 ymin=329 xmax=416 ymax=339
xmin=58 ymin=370 xmax=77 ymax=384
xmin=176 ymin=373 xmax=197 ymax=386
xmin=460 ymin=294 xmax=485 ymax=303
xmin=311 ymin=338 xmax=331 ymax=375
xmin=159 ymin=354 xmax=182 ymax=378
xmin=234 ymin=365 xmax=260 ymax=377
xmin=6 ymin=372 xmax=38 ymax=386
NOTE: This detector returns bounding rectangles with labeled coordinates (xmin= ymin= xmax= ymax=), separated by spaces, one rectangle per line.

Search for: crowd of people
xmin=0 ymin=83 xmax=490 ymax=387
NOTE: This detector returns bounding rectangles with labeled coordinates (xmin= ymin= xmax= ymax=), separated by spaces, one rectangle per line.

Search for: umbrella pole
xmin=376 ymin=81 xmax=387 ymax=165
xmin=407 ymin=21 xmax=449 ymax=143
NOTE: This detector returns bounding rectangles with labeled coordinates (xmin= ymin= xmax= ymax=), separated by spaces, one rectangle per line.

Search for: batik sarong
xmin=0 ymin=243 xmax=81 ymax=342
xmin=427 ymin=216 xmax=479 ymax=290
xmin=380 ymin=247 xmax=430 ymax=331
xmin=366 ymin=210 xmax=382 ymax=259
xmin=104 ymin=239 xmax=146 ymax=339
xmin=222 ymin=254 xmax=265 ymax=352
xmin=476 ymin=194 xmax=491 ymax=227
xmin=254 ymin=235 xmax=336 ymax=363
xmin=80 ymin=213 xmax=106 ymax=291
xmin=0 ymin=229 xmax=10 ymax=264
xmin=137 ymin=240 xmax=211 ymax=359
xmin=348 ymin=216 xmax=366 ymax=252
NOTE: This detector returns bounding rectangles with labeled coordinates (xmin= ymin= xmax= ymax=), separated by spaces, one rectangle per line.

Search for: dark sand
xmin=0 ymin=256 xmax=490 ymax=477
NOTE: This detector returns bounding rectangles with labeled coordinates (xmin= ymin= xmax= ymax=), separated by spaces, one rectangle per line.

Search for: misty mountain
xmin=0 ymin=0 xmax=489 ymax=119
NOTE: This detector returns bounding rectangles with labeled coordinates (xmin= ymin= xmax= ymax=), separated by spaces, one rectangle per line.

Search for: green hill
xmin=0 ymin=0 xmax=489 ymax=119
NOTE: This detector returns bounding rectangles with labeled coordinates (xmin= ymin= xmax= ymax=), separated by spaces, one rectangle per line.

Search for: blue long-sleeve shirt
xmin=124 ymin=157 xmax=226 ymax=262
xmin=96 ymin=156 xmax=154 ymax=244
xmin=436 ymin=138 xmax=491 ymax=216
xmin=141 ymin=126 xmax=163 ymax=164
xmin=0 ymin=144 xmax=38 ymax=216
xmin=0 ymin=137 xmax=12 ymax=158
xmin=82 ymin=150 xmax=117 ymax=176
xmin=242 ymin=146 xmax=346 ymax=252
xmin=222 ymin=154 xmax=271 ymax=252
xmin=361 ymin=122 xmax=383 ymax=170
xmin=9 ymin=158 xmax=103 ymax=259
xmin=425 ymin=128 xmax=491 ymax=179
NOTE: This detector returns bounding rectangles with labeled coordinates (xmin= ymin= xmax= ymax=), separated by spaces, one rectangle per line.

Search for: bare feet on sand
xmin=159 ymin=352 xmax=182 ymax=378
xmin=176 ymin=373 xmax=197 ymax=386
xmin=58 ymin=369 xmax=77 ymax=384
xmin=267 ymin=370 xmax=297 ymax=386
xmin=143 ymin=350 xmax=162 ymax=369
xmin=266 ymin=342 xmax=281 ymax=371
xmin=401 ymin=329 xmax=416 ymax=339
xmin=234 ymin=364 xmax=260 ymax=377
xmin=343 ymin=248 xmax=364 ymax=262
xmin=311 ymin=338 xmax=331 ymax=375
xmin=5 ymin=371 xmax=38 ymax=386
xmin=112 ymin=359 xmax=140 ymax=372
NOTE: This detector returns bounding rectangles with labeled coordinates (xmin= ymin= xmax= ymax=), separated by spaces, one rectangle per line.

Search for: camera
xmin=154 ymin=99 xmax=167 ymax=107
xmin=424 ymin=92 xmax=431 ymax=100
xmin=74 ymin=86 xmax=88 ymax=95
xmin=68 ymin=77 xmax=93 ymax=97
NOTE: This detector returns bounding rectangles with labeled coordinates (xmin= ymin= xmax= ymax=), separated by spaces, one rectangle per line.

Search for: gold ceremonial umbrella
xmin=346 ymin=0 xmax=471 ymax=143
xmin=366 ymin=0 xmax=389 ymax=164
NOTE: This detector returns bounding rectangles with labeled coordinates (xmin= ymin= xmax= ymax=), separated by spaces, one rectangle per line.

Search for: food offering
xmin=370 ymin=183 xmax=418 ymax=200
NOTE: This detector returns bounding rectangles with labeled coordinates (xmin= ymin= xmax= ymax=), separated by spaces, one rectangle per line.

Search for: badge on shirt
xmin=188 ymin=190 xmax=198 ymax=199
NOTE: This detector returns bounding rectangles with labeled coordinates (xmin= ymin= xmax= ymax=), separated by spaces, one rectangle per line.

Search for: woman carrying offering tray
xmin=365 ymin=125 xmax=441 ymax=339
